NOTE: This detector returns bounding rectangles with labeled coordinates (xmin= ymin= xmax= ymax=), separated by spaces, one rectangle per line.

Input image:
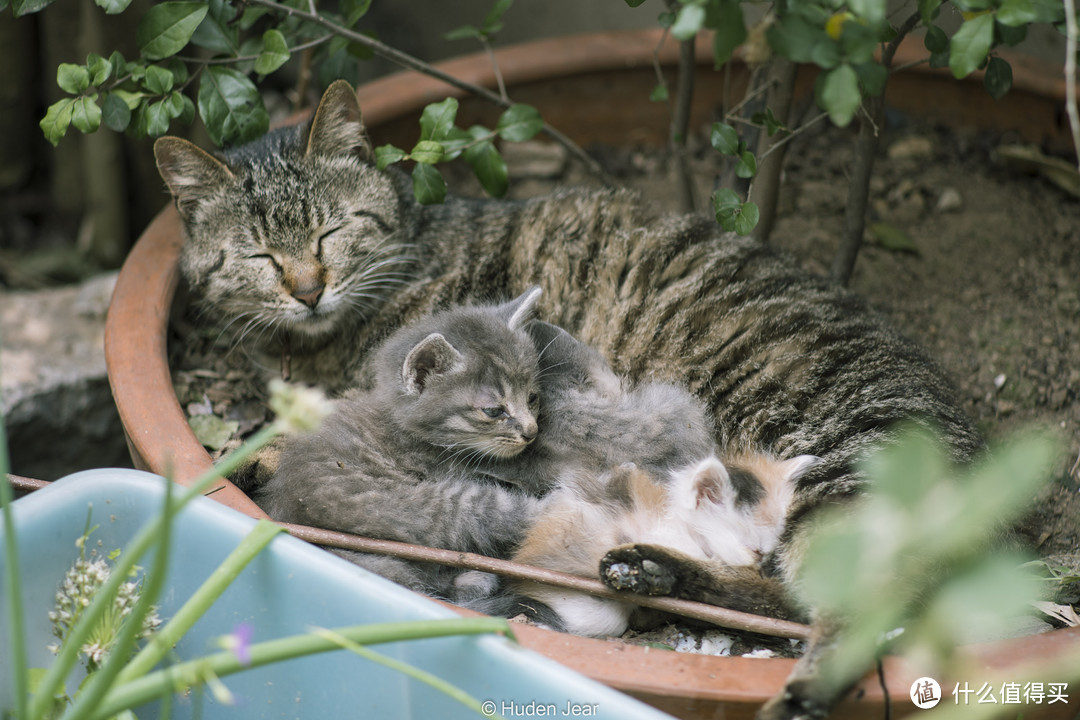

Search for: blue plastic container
xmin=0 ymin=469 xmax=674 ymax=719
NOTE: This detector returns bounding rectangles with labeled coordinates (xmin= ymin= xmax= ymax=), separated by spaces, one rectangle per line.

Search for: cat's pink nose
xmin=520 ymin=420 xmax=538 ymax=443
xmin=293 ymin=283 xmax=324 ymax=308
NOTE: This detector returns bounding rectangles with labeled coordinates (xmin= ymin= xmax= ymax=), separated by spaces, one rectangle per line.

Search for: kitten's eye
xmin=527 ymin=392 xmax=539 ymax=407
xmin=481 ymin=407 xmax=506 ymax=419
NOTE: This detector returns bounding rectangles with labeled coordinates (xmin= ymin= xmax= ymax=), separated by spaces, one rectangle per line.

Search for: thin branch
xmin=671 ymin=34 xmax=698 ymax=212
xmin=482 ymin=40 xmax=509 ymax=103
xmin=757 ymin=111 xmax=829 ymax=164
xmin=722 ymin=77 xmax=774 ymax=123
xmin=278 ymin=522 xmax=812 ymax=640
xmin=8 ymin=476 xmax=811 ymax=640
xmin=1065 ymin=0 xmax=1080 ymax=170
xmin=243 ymin=0 xmax=614 ymax=185
xmin=174 ymin=33 xmax=334 ymax=65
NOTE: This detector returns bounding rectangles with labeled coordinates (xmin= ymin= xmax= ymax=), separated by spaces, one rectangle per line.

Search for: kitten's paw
xmin=600 ymin=545 xmax=676 ymax=596
xmin=229 ymin=441 xmax=283 ymax=493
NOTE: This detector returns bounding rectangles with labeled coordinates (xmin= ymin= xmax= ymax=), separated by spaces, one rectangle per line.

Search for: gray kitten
xmin=255 ymin=290 xmax=544 ymax=605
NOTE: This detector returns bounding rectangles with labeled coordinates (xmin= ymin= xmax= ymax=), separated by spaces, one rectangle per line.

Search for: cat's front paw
xmin=600 ymin=545 xmax=676 ymax=596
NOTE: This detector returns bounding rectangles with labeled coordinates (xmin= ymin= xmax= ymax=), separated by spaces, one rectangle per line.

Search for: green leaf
xmin=137 ymin=2 xmax=209 ymax=61
xmin=71 ymin=96 xmax=102 ymax=134
xmin=496 ymin=104 xmax=543 ymax=142
xmin=438 ymin=126 xmax=475 ymax=161
xmin=197 ymin=66 xmax=268 ymax=147
xmin=143 ymin=99 xmax=172 ymax=136
xmin=419 ymin=98 xmax=459 ymax=142
xmin=464 ymin=141 xmax=509 ymax=197
xmin=341 ymin=0 xmax=372 ymax=26
xmin=948 ymin=13 xmax=994 ymax=79
xmin=10 ymin=0 xmax=55 ymax=16
xmin=929 ymin=48 xmax=950 ymax=69
xmin=444 ymin=25 xmax=484 ymax=41
xmin=178 ymin=93 xmax=196 ymax=124
xmin=923 ymin=24 xmax=948 ymax=53
xmin=165 ymin=90 xmax=186 ymax=118
xmin=87 ymin=54 xmax=112 ymax=86
xmin=108 ymin=50 xmax=127 ymax=78
xmin=712 ymin=187 xmax=742 ymax=231
xmin=412 ymin=163 xmax=447 ymax=205
xmin=709 ymin=121 xmax=740 ymax=155
xmin=57 ymin=63 xmax=90 ymax=94
xmin=996 ymin=0 xmax=1038 ymax=25
xmin=869 ymin=223 xmax=919 ymax=254
xmin=752 ymin=108 xmax=785 ymax=136
xmin=481 ymin=0 xmax=514 ymax=35
xmin=734 ymin=200 xmax=759 ymax=236
xmin=410 ymin=140 xmax=445 ymax=165
xmin=767 ymin=14 xmax=829 ymax=63
xmin=111 ymin=88 xmax=143 ymax=110
xmin=254 ymin=29 xmax=290 ymax=76
xmin=188 ymin=414 xmax=239 ymax=451
xmin=809 ymin=39 xmax=842 ymax=69
xmin=735 ymin=150 xmax=757 ymax=178
xmin=847 ymin=0 xmax=886 ymax=24
xmin=102 ymin=92 xmax=133 ymax=131
xmin=95 ymin=0 xmax=131 ymax=13
xmin=657 ymin=10 xmax=676 ymax=28
xmin=709 ymin=0 xmax=747 ymax=68
xmin=143 ymin=64 xmax=175 ymax=95
xmin=40 ymin=98 xmax=75 ymax=145
xmin=917 ymin=0 xmax=942 ymax=22
xmin=983 ymin=56 xmax=1012 ymax=99
xmin=1027 ymin=0 xmax=1065 ymax=22
xmin=996 ymin=21 xmax=1027 ymax=46
xmin=190 ymin=0 xmax=240 ymax=56
xmin=820 ymin=64 xmax=861 ymax=127
xmin=671 ymin=3 xmax=706 ymax=41
xmin=624 ymin=0 xmax=648 ymax=6
xmin=317 ymin=47 xmax=361 ymax=90
xmin=375 ymin=144 xmax=407 ymax=171
xmin=854 ymin=61 xmax=888 ymax=96
xmin=649 ymin=84 xmax=669 ymax=102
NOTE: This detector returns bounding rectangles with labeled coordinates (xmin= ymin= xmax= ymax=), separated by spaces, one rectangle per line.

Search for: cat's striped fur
xmin=156 ymin=80 xmax=983 ymax=720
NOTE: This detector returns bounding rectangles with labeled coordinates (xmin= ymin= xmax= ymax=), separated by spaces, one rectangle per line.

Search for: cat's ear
xmin=681 ymin=457 xmax=737 ymax=510
xmin=402 ymin=333 xmax=465 ymax=394
xmin=154 ymin=137 xmax=234 ymax=220
xmin=500 ymin=286 xmax=543 ymax=330
xmin=306 ymin=79 xmax=374 ymax=162
xmin=779 ymin=455 xmax=821 ymax=482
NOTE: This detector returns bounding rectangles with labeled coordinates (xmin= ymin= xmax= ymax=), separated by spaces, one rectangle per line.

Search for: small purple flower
xmin=223 ymin=621 xmax=254 ymax=666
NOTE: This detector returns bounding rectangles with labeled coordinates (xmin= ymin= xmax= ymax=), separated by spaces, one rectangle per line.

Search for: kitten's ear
xmin=500 ymin=286 xmax=543 ymax=330
xmin=402 ymin=333 xmax=465 ymax=394
xmin=780 ymin=455 xmax=821 ymax=482
xmin=306 ymin=79 xmax=374 ymax=162
xmin=686 ymin=457 xmax=737 ymax=510
xmin=154 ymin=137 xmax=234 ymax=220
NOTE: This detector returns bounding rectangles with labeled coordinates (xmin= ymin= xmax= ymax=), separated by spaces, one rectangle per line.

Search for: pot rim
xmin=104 ymin=27 xmax=1077 ymax=717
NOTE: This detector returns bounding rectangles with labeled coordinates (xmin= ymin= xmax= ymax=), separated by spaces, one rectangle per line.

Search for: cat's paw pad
xmin=600 ymin=547 xmax=676 ymax=596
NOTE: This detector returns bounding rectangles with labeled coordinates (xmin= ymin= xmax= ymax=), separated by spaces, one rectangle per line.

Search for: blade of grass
xmin=1 ymin=406 xmax=30 ymax=720
xmin=310 ymin=626 xmax=504 ymax=719
xmin=89 ymin=618 xmax=515 ymax=720
xmin=118 ymin=519 xmax=284 ymax=682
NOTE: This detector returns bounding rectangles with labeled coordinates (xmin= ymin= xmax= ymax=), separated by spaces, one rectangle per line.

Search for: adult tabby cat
xmin=156 ymin=80 xmax=983 ymax=719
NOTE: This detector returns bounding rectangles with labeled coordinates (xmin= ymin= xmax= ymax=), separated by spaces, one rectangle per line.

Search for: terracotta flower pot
xmin=105 ymin=29 xmax=1079 ymax=719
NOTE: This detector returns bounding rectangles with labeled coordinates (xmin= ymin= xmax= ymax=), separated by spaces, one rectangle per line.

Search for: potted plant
xmin=88 ymin=26 xmax=1080 ymax=719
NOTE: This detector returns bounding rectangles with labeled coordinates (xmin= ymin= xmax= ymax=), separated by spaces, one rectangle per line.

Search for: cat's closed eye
xmin=481 ymin=406 xmax=507 ymax=419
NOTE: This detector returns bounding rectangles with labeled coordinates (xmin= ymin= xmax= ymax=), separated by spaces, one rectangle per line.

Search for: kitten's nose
xmin=519 ymin=418 xmax=538 ymax=443
xmin=292 ymin=283 xmax=324 ymax=308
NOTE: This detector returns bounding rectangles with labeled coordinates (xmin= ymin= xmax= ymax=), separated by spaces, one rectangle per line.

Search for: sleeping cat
xmin=255 ymin=289 xmax=545 ymax=605
xmin=156 ymin=80 xmax=985 ymax=719
xmin=513 ymin=453 xmax=818 ymax=637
